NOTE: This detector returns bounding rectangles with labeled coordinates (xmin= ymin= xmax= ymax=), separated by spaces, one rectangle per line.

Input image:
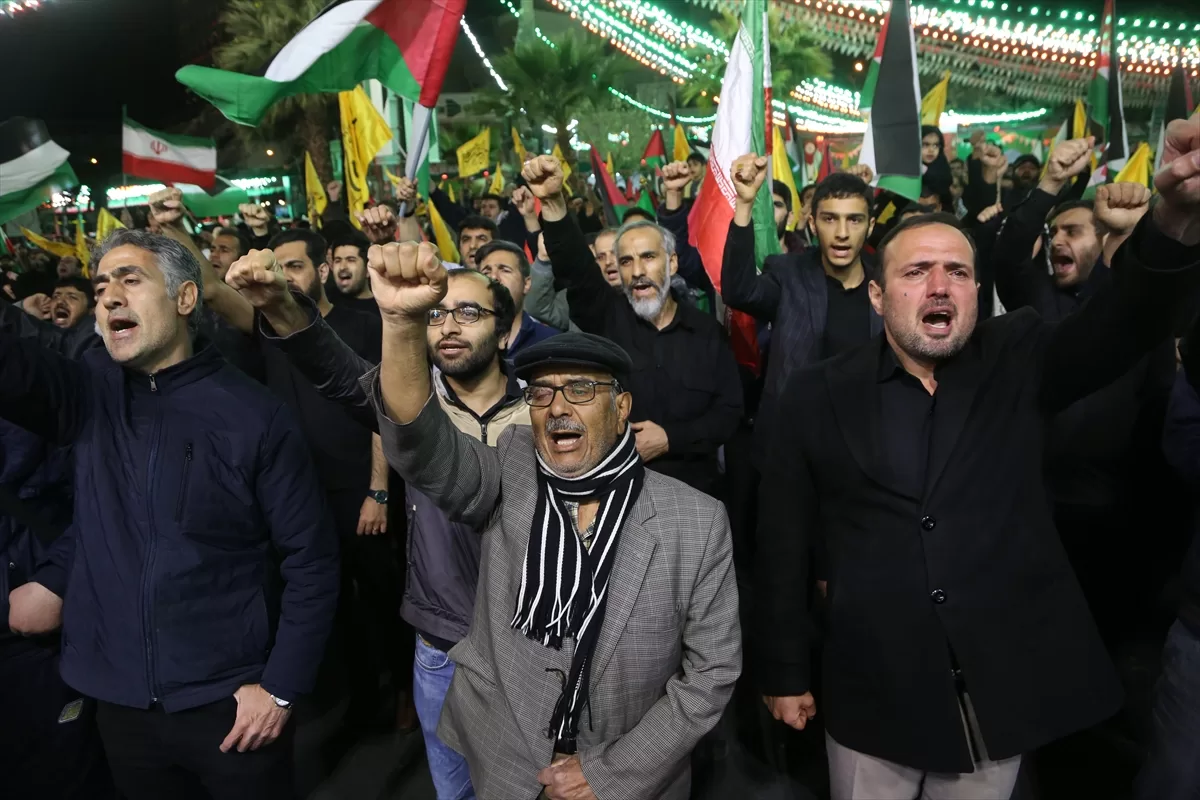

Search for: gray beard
xmin=624 ymin=274 xmax=670 ymax=322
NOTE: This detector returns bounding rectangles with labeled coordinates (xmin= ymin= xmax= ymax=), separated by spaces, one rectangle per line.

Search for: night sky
xmin=0 ymin=0 xmax=1193 ymax=189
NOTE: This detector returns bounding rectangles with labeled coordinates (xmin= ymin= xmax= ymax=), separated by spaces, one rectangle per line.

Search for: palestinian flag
xmin=1155 ymin=66 xmax=1195 ymax=172
xmin=859 ymin=12 xmax=890 ymax=112
xmin=0 ymin=117 xmax=78 ymax=226
xmin=176 ymin=0 xmax=466 ymax=127
xmin=643 ymin=129 xmax=667 ymax=170
xmin=123 ymin=116 xmax=217 ymax=189
xmin=588 ymin=145 xmax=627 ymax=226
xmin=858 ymin=0 xmax=923 ymax=201
xmin=1087 ymin=0 xmax=1128 ymax=178
xmin=627 ymin=188 xmax=656 ymax=221
xmin=688 ymin=0 xmax=775 ymax=375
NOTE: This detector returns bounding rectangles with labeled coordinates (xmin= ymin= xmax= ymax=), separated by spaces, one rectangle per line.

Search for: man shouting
xmin=363 ymin=240 xmax=740 ymax=799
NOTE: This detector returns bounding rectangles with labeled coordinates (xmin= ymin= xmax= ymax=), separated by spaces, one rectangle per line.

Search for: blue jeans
xmin=414 ymin=635 xmax=475 ymax=800
xmin=1136 ymin=620 xmax=1200 ymax=800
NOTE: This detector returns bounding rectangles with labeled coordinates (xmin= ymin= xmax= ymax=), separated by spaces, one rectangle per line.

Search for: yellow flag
xmin=20 ymin=227 xmax=74 ymax=258
xmin=512 ymin=127 xmax=527 ymax=163
xmin=74 ymin=219 xmax=90 ymax=277
xmin=920 ymin=71 xmax=951 ymax=127
xmin=428 ymin=200 xmax=460 ymax=264
xmin=457 ymin=129 xmax=491 ymax=177
xmin=551 ymin=143 xmax=573 ymax=183
xmin=305 ymin=151 xmax=328 ymax=228
xmin=489 ymin=164 xmax=504 ymax=195
xmin=673 ymin=124 xmax=690 ymax=163
xmin=1072 ymin=98 xmax=1088 ymax=140
xmin=771 ymin=126 xmax=801 ymax=231
xmin=339 ymin=86 xmax=392 ymax=228
xmin=96 ymin=208 xmax=125 ymax=241
xmin=443 ymin=180 xmax=457 ymax=203
xmin=1114 ymin=141 xmax=1151 ymax=187
xmin=606 ymin=152 xmax=615 ymax=175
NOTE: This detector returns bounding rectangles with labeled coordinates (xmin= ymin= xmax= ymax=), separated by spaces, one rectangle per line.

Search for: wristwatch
xmin=369 ymin=490 xmax=389 ymax=505
xmin=269 ymin=693 xmax=292 ymax=710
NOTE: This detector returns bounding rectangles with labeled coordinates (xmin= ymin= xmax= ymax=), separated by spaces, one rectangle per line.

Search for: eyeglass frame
xmin=522 ymin=379 xmax=623 ymax=408
xmin=426 ymin=304 xmax=497 ymax=326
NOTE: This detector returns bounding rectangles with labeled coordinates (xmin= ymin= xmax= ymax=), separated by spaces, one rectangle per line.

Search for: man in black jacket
xmin=756 ymin=113 xmax=1200 ymax=799
xmin=1 ymin=229 xmax=339 ymax=800
xmin=991 ymin=138 xmax=1180 ymax=644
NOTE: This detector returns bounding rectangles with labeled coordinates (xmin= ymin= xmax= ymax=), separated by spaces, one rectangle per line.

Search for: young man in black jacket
xmin=1 ymin=229 xmax=339 ymax=800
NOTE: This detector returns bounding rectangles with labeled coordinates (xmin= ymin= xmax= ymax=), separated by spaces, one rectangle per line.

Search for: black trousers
xmin=0 ymin=637 xmax=114 ymax=799
xmin=95 ymin=698 xmax=294 ymax=800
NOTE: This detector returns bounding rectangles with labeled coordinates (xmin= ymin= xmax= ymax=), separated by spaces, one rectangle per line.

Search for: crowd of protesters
xmin=2 ymin=110 xmax=1199 ymax=800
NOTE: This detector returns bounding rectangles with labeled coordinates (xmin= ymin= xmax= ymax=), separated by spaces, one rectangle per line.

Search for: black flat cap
xmin=512 ymin=332 xmax=632 ymax=384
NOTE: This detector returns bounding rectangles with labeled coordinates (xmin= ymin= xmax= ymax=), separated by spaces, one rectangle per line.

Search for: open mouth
xmin=921 ymin=308 xmax=954 ymax=334
xmin=1051 ymin=251 xmax=1076 ymax=277
xmin=548 ymin=430 xmax=584 ymax=452
xmin=108 ymin=318 xmax=138 ymax=338
xmin=829 ymin=244 xmax=853 ymax=260
xmin=630 ymin=280 xmax=657 ymax=297
xmin=52 ymin=305 xmax=71 ymax=322
xmin=438 ymin=340 xmax=470 ymax=357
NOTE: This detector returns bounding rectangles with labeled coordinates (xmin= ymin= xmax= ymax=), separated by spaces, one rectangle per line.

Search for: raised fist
xmin=511 ymin=185 xmax=537 ymax=218
xmin=148 ymin=187 xmax=186 ymax=230
xmin=225 ymin=248 xmax=288 ymax=309
xmin=979 ymin=143 xmax=1008 ymax=173
xmin=238 ymin=203 xmax=271 ymax=233
xmin=1153 ymin=111 xmax=1200 ymax=245
xmin=847 ymin=163 xmax=874 ymax=184
xmin=1044 ymin=137 xmax=1095 ymax=185
xmin=20 ymin=292 xmax=51 ymax=320
xmin=366 ymin=241 xmax=447 ymax=323
xmin=1095 ymin=182 xmax=1151 ymax=235
xmin=730 ymin=154 xmax=768 ymax=205
xmin=326 ymin=180 xmax=343 ymax=203
xmin=662 ymin=161 xmax=692 ymax=193
xmin=356 ymin=205 xmax=398 ymax=245
xmin=393 ymin=177 xmax=416 ymax=206
xmin=521 ymin=155 xmax=564 ymax=200
xmin=976 ymin=202 xmax=1005 ymax=224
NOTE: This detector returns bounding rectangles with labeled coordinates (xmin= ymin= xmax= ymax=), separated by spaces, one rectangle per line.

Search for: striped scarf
xmin=511 ymin=426 xmax=644 ymax=753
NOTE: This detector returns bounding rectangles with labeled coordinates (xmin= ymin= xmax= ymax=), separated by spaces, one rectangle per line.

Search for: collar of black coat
xmin=118 ymin=337 xmax=224 ymax=394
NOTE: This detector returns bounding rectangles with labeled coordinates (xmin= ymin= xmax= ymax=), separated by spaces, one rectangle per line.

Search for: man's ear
xmin=319 ymin=262 xmax=330 ymax=283
xmin=868 ymin=279 xmax=884 ymax=316
xmin=617 ymin=391 xmax=633 ymax=427
xmin=177 ymin=281 xmax=200 ymax=317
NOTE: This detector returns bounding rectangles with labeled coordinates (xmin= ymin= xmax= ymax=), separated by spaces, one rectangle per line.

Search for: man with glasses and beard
xmin=222 ymin=256 xmax=526 ymax=800
xmin=527 ymin=155 xmax=741 ymax=496
xmin=349 ymin=240 xmax=738 ymax=800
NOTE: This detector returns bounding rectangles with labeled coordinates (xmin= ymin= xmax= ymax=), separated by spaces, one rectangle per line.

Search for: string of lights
xmin=0 ymin=0 xmax=46 ymax=19
xmin=460 ymin=17 xmax=509 ymax=92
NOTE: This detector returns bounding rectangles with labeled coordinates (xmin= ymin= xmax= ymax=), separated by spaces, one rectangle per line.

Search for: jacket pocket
xmin=174 ymin=442 xmax=193 ymax=524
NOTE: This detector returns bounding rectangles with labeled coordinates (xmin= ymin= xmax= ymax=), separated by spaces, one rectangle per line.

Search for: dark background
xmin=0 ymin=0 xmax=1193 ymax=191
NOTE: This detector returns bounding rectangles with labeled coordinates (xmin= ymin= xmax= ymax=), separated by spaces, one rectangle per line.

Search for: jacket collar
xmin=114 ymin=338 xmax=225 ymax=395
xmin=435 ymin=361 xmax=525 ymax=422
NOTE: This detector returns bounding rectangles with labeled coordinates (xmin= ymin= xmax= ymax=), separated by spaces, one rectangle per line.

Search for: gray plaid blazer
xmin=368 ymin=371 xmax=741 ymax=800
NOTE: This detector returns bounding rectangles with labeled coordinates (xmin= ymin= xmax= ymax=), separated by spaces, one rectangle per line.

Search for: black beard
xmin=430 ymin=332 xmax=500 ymax=381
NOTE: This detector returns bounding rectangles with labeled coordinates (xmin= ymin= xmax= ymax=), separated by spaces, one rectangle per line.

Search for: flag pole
xmin=400 ymin=104 xmax=433 ymax=217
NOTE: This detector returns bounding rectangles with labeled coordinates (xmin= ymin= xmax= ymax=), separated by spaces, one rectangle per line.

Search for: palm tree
xmin=680 ymin=6 xmax=833 ymax=109
xmin=213 ymin=0 xmax=337 ymax=184
xmin=472 ymin=31 xmax=628 ymax=158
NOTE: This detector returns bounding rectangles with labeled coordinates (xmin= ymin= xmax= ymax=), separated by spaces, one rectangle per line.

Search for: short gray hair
xmin=613 ymin=220 xmax=676 ymax=260
xmin=91 ymin=229 xmax=204 ymax=333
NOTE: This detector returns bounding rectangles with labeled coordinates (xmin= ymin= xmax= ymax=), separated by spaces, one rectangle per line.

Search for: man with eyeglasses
xmin=224 ymin=253 xmax=527 ymax=800
xmin=364 ymin=240 xmax=739 ymax=800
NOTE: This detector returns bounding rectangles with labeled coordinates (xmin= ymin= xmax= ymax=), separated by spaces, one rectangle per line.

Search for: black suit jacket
xmin=720 ymin=221 xmax=882 ymax=432
xmin=755 ymin=217 xmax=1200 ymax=773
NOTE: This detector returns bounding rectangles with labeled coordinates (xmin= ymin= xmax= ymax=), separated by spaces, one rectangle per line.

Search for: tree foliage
xmin=212 ymin=0 xmax=336 ymax=183
xmin=472 ymin=31 xmax=629 ymax=157
xmin=680 ymin=6 xmax=833 ymax=108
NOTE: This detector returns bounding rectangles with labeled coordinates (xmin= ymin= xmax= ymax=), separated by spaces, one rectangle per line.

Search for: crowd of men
xmin=2 ymin=110 xmax=1199 ymax=800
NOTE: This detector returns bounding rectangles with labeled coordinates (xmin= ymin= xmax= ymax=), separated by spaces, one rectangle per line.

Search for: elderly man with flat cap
xmin=364 ymin=240 xmax=740 ymax=800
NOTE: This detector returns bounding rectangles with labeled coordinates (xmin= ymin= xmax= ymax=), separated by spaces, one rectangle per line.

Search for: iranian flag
xmin=858 ymin=0 xmax=923 ymax=201
xmin=0 ymin=118 xmax=78 ymax=226
xmin=122 ymin=116 xmax=217 ymax=189
xmin=643 ymin=129 xmax=667 ymax=170
xmin=176 ymin=0 xmax=465 ymax=127
xmin=1087 ymin=0 xmax=1128 ymax=180
xmin=688 ymin=0 xmax=776 ymax=374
